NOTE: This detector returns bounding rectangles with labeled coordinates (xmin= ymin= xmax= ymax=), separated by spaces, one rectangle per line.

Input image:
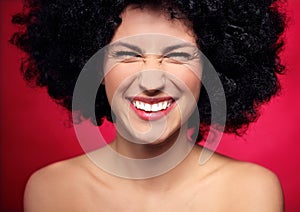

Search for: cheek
xmin=104 ymin=71 xmax=124 ymax=103
xmin=104 ymin=64 xmax=138 ymax=102
xmin=187 ymin=80 xmax=201 ymax=101
xmin=173 ymin=71 xmax=201 ymax=98
xmin=190 ymin=77 xmax=201 ymax=95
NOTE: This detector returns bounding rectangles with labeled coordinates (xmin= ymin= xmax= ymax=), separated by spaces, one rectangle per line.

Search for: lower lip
xmin=130 ymin=102 xmax=176 ymax=121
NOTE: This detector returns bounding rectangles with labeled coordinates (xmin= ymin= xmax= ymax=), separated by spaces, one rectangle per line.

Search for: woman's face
xmin=104 ymin=6 xmax=202 ymax=144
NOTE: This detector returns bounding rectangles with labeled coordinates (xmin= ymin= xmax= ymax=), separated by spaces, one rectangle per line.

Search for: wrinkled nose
xmin=138 ymin=70 xmax=166 ymax=93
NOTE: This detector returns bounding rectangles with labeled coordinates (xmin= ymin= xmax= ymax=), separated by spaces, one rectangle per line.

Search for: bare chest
xmin=70 ymin=186 xmax=229 ymax=212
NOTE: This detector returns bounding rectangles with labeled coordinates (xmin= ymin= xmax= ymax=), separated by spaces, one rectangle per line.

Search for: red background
xmin=1 ymin=1 xmax=300 ymax=211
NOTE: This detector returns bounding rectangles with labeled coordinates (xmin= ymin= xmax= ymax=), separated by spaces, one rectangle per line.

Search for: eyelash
xmin=111 ymin=51 xmax=193 ymax=61
xmin=164 ymin=52 xmax=191 ymax=59
xmin=113 ymin=51 xmax=142 ymax=58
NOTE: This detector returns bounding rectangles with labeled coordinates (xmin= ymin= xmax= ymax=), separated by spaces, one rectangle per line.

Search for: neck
xmin=107 ymin=124 xmax=202 ymax=191
xmin=111 ymin=123 xmax=194 ymax=158
xmin=112 ymin=130 xmax=180 ymax=159
xmin=130 ymin=146 xmax=202 ymax=193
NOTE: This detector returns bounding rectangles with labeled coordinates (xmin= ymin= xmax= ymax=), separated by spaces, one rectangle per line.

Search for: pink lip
xmin=128 ymin=96 xmax=176 ymax=121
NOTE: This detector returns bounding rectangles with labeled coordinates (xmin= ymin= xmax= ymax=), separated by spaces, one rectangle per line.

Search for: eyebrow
xmin=110 ymin=41 xmax=197 ymax=54
xmin=162 ymin=43 xmax=197 ymax=54
xmin=111 ymin=42 xmax=143 ymax=53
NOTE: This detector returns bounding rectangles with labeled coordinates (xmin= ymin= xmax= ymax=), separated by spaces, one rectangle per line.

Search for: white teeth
xmin=140 ymin=102 xmax=145 ymax=109
xmin=158 ymin=102 xmax=163 ymax=110
xmin=151 ymin=104 xmax=159 ymax=112
xmin=162 ymin=101 xmax=168 ymax=109
xmin=144 ymin=103 xmax=151 ymax=112
xmin=132 ymin=100 xmax=173 ymax=112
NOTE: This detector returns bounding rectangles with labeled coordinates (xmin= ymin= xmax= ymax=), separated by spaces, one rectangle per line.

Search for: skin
xmin=105 ymin=6 xmax=201 ymax=158
xmin=24 ymin=6 xmax=284 ymax=212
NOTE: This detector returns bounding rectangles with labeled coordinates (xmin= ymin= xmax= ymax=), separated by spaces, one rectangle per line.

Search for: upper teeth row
xmin=133 ymin=100 xmax=172 ymax=112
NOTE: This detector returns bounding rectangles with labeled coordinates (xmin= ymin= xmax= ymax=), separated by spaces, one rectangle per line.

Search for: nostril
xmin=138 ymin=70 xmax=166 ymax=91
xmin=143 ymin=89 xmax=161 ymax=96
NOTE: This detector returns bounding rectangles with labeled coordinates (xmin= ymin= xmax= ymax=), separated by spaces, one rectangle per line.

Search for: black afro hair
xmin=10 ymin=0 xmax=286 ymax=140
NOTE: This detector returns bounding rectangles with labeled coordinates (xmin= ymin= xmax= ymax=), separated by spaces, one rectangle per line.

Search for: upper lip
xmin=126 ymin=96 xmax=176 ymax=104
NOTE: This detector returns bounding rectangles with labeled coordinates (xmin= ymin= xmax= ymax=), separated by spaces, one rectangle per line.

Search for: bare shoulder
xmin=24 ymin=154 xmax=100 ymax=212
xmin=213 ymin=155 xmax=284 ymax=212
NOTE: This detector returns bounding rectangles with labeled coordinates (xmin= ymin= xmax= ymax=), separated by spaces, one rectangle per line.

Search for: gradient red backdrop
xmin=1 ymin=1 xmax=300 ymax=211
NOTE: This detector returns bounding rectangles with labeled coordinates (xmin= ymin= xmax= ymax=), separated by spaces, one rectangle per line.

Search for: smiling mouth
xmin=132 ymin=99 xmax=173 ymax=112
xmin=127 ymin=97 xmax=176 ymax=120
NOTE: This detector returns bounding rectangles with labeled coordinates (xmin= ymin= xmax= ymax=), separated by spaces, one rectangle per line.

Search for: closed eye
xmin=113 ymin=51 xmax=142 ymax=58
xmin=164 ymin=52 xmax=192 ymax=60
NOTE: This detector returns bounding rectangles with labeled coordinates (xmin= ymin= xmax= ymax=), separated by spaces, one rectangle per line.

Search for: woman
xmin=11 ymin=0 xmax=286 ymax=211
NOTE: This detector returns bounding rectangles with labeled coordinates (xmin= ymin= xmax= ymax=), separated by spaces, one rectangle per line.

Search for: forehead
xmin=110 ymin=5 xmax=196 ymax=44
